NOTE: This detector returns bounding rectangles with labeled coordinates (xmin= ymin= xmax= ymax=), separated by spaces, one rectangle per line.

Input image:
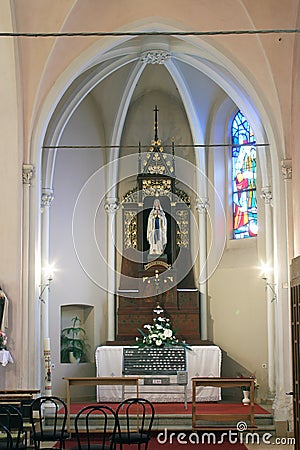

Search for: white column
xmin=22 ymin=164 xmax=34 ymax=389
xmin=41 ymin=188 xmax=54 ymax=395
xmin=260 ymin=186 xmax=275 ymax=398
xmin=40 ymin=189 xmax=54 ymax=336
xmin=281 ymin=160 xmax=294 ymax=260
xmin=105 ymin=197 xmax=118 ymax=342
xmin=196 ymin=197 xmax=209 ymax=341
xmin=272 ymin=161 xmax=293 ymax=425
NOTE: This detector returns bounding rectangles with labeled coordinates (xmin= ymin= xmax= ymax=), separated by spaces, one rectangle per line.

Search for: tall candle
xmin=44 ymin=337 xmax=50 ymax=351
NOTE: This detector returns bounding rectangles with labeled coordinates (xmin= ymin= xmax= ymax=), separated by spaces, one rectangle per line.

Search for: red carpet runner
xmin=67 ymin=401 xmax=269 ymax=415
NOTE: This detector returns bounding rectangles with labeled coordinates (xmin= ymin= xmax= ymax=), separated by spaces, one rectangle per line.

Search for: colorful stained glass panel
xmin=232 ymin=111 xmax=257 ymax=239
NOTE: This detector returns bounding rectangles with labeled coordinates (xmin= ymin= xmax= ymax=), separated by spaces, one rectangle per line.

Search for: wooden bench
xmin=63 ymin=376 xmax=140 ymax=432
xmin=0 ymin=389 xmax=40 ymax=414
xmin=0 ymin=390 xmax=40 ymax=403
xmin=192 ymin=377 xmax=256 ymax=430
xmin=0 ymin=389 xmax=40 ymax=445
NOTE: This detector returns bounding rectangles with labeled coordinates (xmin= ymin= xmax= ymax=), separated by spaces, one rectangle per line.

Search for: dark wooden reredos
xmin=113 ymin=107 xmax=202 ymax=345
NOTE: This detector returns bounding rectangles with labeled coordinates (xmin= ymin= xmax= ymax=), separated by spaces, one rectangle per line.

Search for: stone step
xmin=53 ymin=411 xmax=274 ymax=433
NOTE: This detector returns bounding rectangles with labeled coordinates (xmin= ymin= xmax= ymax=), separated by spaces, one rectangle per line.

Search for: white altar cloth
xmin=0 ymin=350 xmax=14 ymax=366
xmin=95 ymin=345 xmax=221 ymax=402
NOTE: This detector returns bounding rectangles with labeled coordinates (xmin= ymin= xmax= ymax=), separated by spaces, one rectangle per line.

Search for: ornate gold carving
xmin=144 ymin=260 xmax=170 ymax=270
xmin=122 ymin=187 xmax=138 ymax=203
xmin=124 ymin=211 xmax=137 ymax=249
xmin=148 ymin=151 xmax=167 ymax=174
xmin=141 ymin=138 xmax=175 ymax=176
xmin=141 ymin=178 xmax=172 ymax=199
xmin=175 ymin=188 xmax=191 ymax=206
xmin=176 ymin=210 xmax=189 ymax=248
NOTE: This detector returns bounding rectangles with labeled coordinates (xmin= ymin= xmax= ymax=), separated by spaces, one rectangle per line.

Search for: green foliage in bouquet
xmin=136 ymin=316 xmax=191 ymax=349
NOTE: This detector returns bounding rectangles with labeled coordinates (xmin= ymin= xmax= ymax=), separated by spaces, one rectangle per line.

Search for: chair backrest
xmin=74 ymin=405 xmax=116 ymax=450
xmin=29 ymin=396 xmax=68 ymax=441
xmin=0 ymin=405 xmax=24 ymax=449
xmin=115 ymin=398 xmax=155 ymax=443
xmin=0 ymin=423 xmax=13 ymax=450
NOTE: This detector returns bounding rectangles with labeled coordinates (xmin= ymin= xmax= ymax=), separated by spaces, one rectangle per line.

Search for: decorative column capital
xmin=41 ymin=188 xmax=54 ymax=209
xmin=22 ymin=164 xmax=34 ymax=185
xmin=140 ymin=49 xmax=171 ymax=65
xmin=281 ymin=159 xmax=292 ymax=180
xmin=260 ymin=186 xmax=273 ymax=205
xmin=196 ymin=197 xmax=210 ymax=214
xmin=105 ymin=197 xmax=119 ymax=215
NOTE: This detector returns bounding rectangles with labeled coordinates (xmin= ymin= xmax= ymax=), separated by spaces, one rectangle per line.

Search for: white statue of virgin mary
xmin=147 ymin=199 xmax=167 ymax=255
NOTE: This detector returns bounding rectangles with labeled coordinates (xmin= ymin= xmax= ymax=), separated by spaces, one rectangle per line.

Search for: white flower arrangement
xmin=0 ymin=331 xmax=8 ymax=350
xmin=136 ymin=316 xmax=190 ymax=349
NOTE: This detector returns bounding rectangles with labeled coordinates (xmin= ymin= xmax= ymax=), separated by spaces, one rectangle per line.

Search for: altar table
xmin=95 ymin=345 xmax=222 ymax=402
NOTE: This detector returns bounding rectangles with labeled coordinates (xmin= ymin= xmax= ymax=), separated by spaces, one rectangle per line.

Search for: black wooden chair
xmin=0 ymin=405 xmax=26 ymax=449
xmin=71 ymin=405 xmax=116 ymax=450
xmin=113 ymin=398 xmax=155 ymax=449
xmin=0 ymin=423 xmax=13 ymax=450
xmin=29 ymin=396 xmax=70 ymax=450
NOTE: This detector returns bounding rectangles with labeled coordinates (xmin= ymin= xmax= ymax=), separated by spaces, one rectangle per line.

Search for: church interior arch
xmin=28 ymin=25 xmax=290 ymax=420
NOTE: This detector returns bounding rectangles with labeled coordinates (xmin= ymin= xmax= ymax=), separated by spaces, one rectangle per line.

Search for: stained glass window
xmin=232 ymin=111 xmax=257 ymax=239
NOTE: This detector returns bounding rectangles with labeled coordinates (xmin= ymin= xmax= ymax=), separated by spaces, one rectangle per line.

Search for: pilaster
xmin=22 ymin=164 xmax=34 ymax=388
xmin=260 ymin=186 xmax=275 ymax=398
xmin=105 ymin=197 xmax=119 ymax=341
xmin=196 ymin=197 xmax=209 ymax=340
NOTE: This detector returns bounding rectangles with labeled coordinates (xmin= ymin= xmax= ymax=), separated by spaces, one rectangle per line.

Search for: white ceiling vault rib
xmin=106 ymin=60 xmax=147 ymax=199
xmin=41 ymin=29 xmax=274 ymax=193
xmin=42 ymin=54 xmax=139 ymax=190
xmin=164 ymin=57 xmax=207 ymax=197
xmin=173 ymin=52 xmax=271 ymax=188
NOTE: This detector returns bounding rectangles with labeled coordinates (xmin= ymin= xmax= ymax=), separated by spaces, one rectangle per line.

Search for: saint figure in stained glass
xmin=232 ymin=111 xmax=257 ymax=239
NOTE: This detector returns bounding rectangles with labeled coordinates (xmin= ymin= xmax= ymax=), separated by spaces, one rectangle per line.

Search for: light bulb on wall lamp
xmin=43 ymin=264 xmax=55 ymax=282
xmin=39 ymin=264 xmax=55 ymax=303
xmin=260 ymin=264 xmax=271 ymax=280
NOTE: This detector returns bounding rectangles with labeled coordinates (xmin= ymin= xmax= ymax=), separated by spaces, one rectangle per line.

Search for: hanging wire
xmin=0 ymin=29 xmax=299 ymax=38
xmin=42 ymin=143 xmax=269 ymax=150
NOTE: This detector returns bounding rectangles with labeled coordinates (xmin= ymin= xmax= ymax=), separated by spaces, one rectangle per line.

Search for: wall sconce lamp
xmin=261 ymin=267 xmax=277 ymax=302
xmin=264 ymin=281 xmax=277 ymax=303
xmin=39 ymin=265 xmax=55 ymax=303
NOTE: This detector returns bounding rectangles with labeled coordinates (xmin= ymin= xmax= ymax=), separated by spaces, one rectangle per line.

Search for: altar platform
xmin=62 ymin=401 xmax=273 ymax=434
xmin=95 ymin=345 xmax=222 ymax=403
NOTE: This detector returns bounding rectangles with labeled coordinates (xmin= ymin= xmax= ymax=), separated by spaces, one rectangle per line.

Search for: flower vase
xmin=69 ymin=352 xmax=80 ymax=364
xmin=242 ymin=389 xmax=251 ymax=405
